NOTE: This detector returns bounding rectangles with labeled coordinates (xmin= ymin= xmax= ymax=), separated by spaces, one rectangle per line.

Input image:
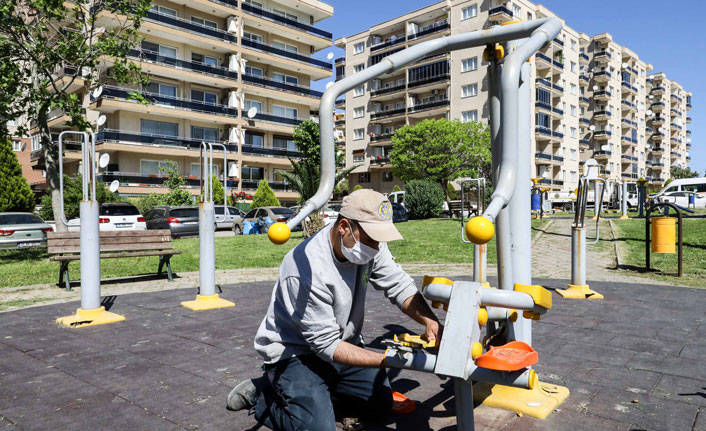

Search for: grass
xmin=0 ymin=297 xmax=56 ymax=311
xmin=0 ymin=218 xmax=548 ymax=289
xmin=615 ymin=218 xmax=706 ymax=287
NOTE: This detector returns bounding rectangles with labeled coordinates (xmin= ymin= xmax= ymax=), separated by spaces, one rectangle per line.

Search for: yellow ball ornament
xmin=465 ymin=216 xmax=495 ymax=245
xmin=268 ymin=222 xmax=291 ymax=245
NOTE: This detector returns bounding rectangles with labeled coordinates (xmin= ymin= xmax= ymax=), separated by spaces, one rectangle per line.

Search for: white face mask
xmin=341 ymin=225 xmax=379 ymax=265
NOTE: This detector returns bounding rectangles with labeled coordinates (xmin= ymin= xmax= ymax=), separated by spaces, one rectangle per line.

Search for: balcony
xmin=408 ymin=20 xmax=450 ymax=42
xmin=687 ymin=143 xmax=692 ymax=150
xmin=651 ymin=86 xmax=665 ymax=95
xmin=687 ymin=116 xmax=692 ymax=123
xmin=489 ymin=6 xmax=514 ymax=23
xmin=535 ymin=152 xmax=552 ymax=164
xmin=593 ymin=130 xmax=611 ymax=139
xmin=651 ymin=147 xmax=666 ymax=154
xmin=241 ymin=37 xmax=332 ymax=75
xmin=651 ymin=133 xmax=665 ymax=142
xmin=370 ymin=156 xmax=391 ymax=166
xmin=593 ymin=110 xmax=612 ymax=120
xmin=593 ymin=71 xmax=611 ymax=82
xmin=241 ymin=179 xmax=292 ymax=192
xmin=249 ymin=110 xmax=305 ymax=128
xmin=594 ymin=50 xmax=611 ymax=62
xmin=371 ymin=47 xmax=404 ymax=66
xmin=144 ymin=10 xmax=237 ymax=47
xmin=579 ymin=53 xmax=589 ymax=63
xmin=671 ymin=108 xmax=681 ymax=116
xmin=671 ymin=93 xmax=682 ymax=102
xmin=552 ymin=131 xmax=564 ymax=139
xmin=536 ymin=78 xmax=552 ymax=90
xmin=621 ymin=82 xmax=637 ymax=94
xmin=370 ymin=34 xmax=405 ymax=53
xmin=553 ymin=37 xmax=564 ymax=47
xmin=687 ymin=129 xmax=692 ymax=136
xmin=621 ymin=118 xmax=637 ymax=128
xmin=580 ymin=139 xmax=590 ymax=148
xmin=94 ymin=85 xmax=238 ymax=123
xmin=242 ymin=73 xmax=323 ymax=100
xmin=335 ymin=97 xmax=345 ymax=108
xmin=650 ymin=101 xmax=665 ymax=111
xmin=535 ymin=52 xmax=552 ymax=69
xmin=535 ymin=127 xmax=552 ymax=141
xmin=650 ymin=116 xmax=664 ymax=125
xmin=127 ymin=49 xmax=236 ymax=84
xmin=552 ymin=58 xmax=564 ymax=70
xmin=621 ymin=100 xmax=637 ymax=112
xmin=552 ymin=82 xmax=564 ymax=93
xmin=671 ymin=123 xmax=682 ymax=131
xmin=671 ymin=151 xmax=681 ymax=158
xmin=580 ymin=118 xmax=590 ymax=125
xmin=579 ymin=74 xmax=589 ymax=84
xmin=370 ymin=107 xmax=406 ymax=121
xmin=239 ymin=2 xmax=332 ymax=41
xmin=98 ymin=171 xmax=233 ymax=189
xmin=97 ymin=129 xmax=236 ymax=152
xmin=407 ymin=73 xmax=451 ymax=91
xmin=687 ymin=102 xmax=692 ymax=110
xmin=552 ymin=107 xmax=564 ymax=116
xmin=535 ymin=101 xmax=552 ymax=113
xmin=687 ymin=156 xmax=692 ymax=162
xmin=408 ymin=97 xmax=450 ymax=116
xmin=621 ymin=154 xmax=637 ymax=163
xmin=621 ymin=173 xmax=639 ymax=180
xmin=593 ymin=150 xmax=612 ymax=159
xmin=579 ymin=96 xmax=590 ymax=106
xmin=370 ymin=133 xmax=395 ymax=145
xmin=594 ymin=90 xmax=611 ymax=101
xmin=621 ymin=136 xmax=637 ymax=146
xmin=241 ymin=144 xmax=301 ymax=159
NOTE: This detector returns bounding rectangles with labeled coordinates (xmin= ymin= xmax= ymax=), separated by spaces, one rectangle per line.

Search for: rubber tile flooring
xmin=1 ymin=277 xmax=705 ymax=431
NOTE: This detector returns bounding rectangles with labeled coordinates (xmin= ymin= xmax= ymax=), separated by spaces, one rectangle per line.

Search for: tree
xmin=670 ymin=166 xmax=700 ymax=180
xmin=251 ymin=179 xmax=280 ymax=208
xmin=209 ymin=174 xmax=227 ymax=205
xmin=391 ymin=185 xmax=402 ymax=193
xmin=0 ymin=138 xmax=35 ymax=212
xmin=0 ymin=1 xmax=151 ymax=230
xmin=405 ymin=180 xmax=445 ymax=219
xmin=352 ymin=185 xmax=363 ymax=192
xmin=39 ymin=175 xmax=121 ymax=220
xmin=390 ymin=119 xmax=491 ymax=208
xmin=446 ymin=182 xmax=457 ymax=200
xmin=160 ymin=161 xmax=192 ymax=207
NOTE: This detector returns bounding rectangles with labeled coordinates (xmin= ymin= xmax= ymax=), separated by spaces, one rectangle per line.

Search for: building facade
xmin=335 ymin=0 xmax=692 ymax=194
xmin=29 ymin=0 xmax=334 ymax=204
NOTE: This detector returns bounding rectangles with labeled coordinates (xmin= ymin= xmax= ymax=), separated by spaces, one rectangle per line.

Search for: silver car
xmin=144 ymin=206 xmax=200 ymax=238
xmin=215 ymin=206 xmax=246 ymax=230
xmin=0 ymin=213 xmax=53 ymax=250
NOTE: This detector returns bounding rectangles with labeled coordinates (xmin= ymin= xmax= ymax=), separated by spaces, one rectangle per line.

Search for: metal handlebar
xmin=200 ymin=142 xmax=228 ymax=222
xmin=58 ymin=131 xmax=93 ymax=226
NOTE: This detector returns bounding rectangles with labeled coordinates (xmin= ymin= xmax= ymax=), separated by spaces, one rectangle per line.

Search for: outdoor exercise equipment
xmin=637 ymin=178 xmax=648 ymax=217
xmin=530 ymin=178 xmax=548 ymax=219
xmin=267 ymin=18 xmax=569 ymax=429
xmin=182 ymin=143 xmax=235 ymax=310
xmin=55 ymin=131 xmax=126 ymax=328
xmin=460 ymin=178 xmax=487 ymax=283
xmin=645 ymin=202 xmax=685 ymax=277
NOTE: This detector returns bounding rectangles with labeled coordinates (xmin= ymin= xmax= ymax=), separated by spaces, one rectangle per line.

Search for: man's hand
xmin=423 ymin=320 xmax=444 ymax=349
xmin=401 ymin=293 xmax=442 ymax=346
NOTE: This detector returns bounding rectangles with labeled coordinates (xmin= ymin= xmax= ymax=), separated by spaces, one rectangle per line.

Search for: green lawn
xmin=0 ymin=218 xmax=547 ymax=289
xmin=615 ymin=218 xmax=706 ymax=286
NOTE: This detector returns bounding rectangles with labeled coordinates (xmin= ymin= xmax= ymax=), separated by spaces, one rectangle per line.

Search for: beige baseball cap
xmin=339 ymin=189 xmax=403 ymax=242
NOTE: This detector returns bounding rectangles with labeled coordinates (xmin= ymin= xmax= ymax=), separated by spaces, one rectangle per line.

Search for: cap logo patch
xmin=378 ymin=201 xmax=392 ymax=221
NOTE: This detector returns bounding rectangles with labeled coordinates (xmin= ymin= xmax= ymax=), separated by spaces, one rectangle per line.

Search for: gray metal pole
xmin=453 ymin=378 xmax=475 ymax=431
xmin=199 ymin=200 xmax=216 ymax=297
xmin=571 ymin=227 xmax=587 ymax=286
xmin=621 ymin=181 xmax=629 ymax=219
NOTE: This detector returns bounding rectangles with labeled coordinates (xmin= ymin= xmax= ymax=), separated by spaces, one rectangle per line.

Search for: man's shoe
xmin=226 ymin=378 xmax=258 ymax=411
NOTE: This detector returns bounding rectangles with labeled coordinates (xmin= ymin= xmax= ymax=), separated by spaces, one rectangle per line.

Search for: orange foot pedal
xmin=392 ymin=391 xmax=416 ymax=415
xmin=474 ymin=341 xmax=538 ymax=371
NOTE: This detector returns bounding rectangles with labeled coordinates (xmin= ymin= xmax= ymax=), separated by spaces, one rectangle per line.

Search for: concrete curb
xmin=531 ymin=219 xmax=554 ymax=247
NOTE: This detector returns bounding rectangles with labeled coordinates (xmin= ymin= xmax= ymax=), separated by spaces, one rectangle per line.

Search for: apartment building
xmin=30 ymin=0 xmax=334 ymax=204
xmin=5 ymin=115 xmax=44 ymax=192
xmin=335 ymin=0 xmax=692 ymax=194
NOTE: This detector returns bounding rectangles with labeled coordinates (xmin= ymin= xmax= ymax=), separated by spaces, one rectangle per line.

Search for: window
xmin=274 ymin=136 xmax=297 ymax=152
xmin=570 ymin=171 xmax=577 ymax=182
xmin=272 ymin=9 xmax=298 ymax=21
xmin=354 ymin=107 xmax=365 ymax=118
xmin=273 ymin=41 xmax=298 ymax=54
xmin=192 ymin=126 xmax=219 ymax=142
xmin=570 ymin=40 xmax=577 ymax=51
xmin=570 ymin=105 xmax=576 ymax=116
xmin=353 ymin=150 xmax=364 ymax=162
xmin=191 ymin=16 xmax=217 ymax=29
xmin=245 ymin=100 xmax=262 ymax=112
xmin=191 ymin=89 xmax=218 ymax=105
xmin=245 ymin=66 xmax=263 ymax=77
xmin=273 ymin=105 xmax=298 ymax=119
xmin=12 ymin=140 xmax=21 ymax=151
xmin=461 ymin=110 xmax=478 ymax=123
xmin=353 ymin=64 xmax=365 ymax=74
xmin=142 ymin=41 xmax=177 ymax=58
xmin=527 ymin=12 xmax=533 ymax=20
xmin=570 ymin=149 xmax=577 ymax=160
xmin=383 ymin=171 xmax=393 ymax=182
xmin=141 ymin=160 xmax=174 ymax=175
xmin=353 ymin=128 xmax=365 ymax=140
xmin=462 ymin=57 xmax=478 ymax=72
xmin=513 ymin=5 xmax=521 ymax=17
xmin=243 ymin=32 xmax=263 ymax=43
xmin=354 ymin=84 xmax=365 ymax=97
xmin=146 ymin=82 xmax=177 ymax=98
xmin=190 ymin=163 xmax=217 ymax=178
xmin=570 ymin=61 xmax=576 ymax=73
xmin=354 ymin=42 xmax=365 ymax=54
xmin=462 ymin=84 xmax=478 ymax=98
xmin=243 ymin=0 xmax=263 ymax=8
xmin=192 ymin=53 xmax=218 ymax=67
xmin=31 ymin=134 xmax=41 ymax=151
xmin=151 ymin=5 xmax=176 ymax=16
xmin=241 ymin=166 xmax=264 ymax=180
xmin=358 ymin=172 xmax=370 ymax=183
xmin=245 ymin=132 xmax=264 ymax=148
xmin=569 ymin=83 xmax=577 ymax=95
xmin=462 ymin=5 xmax=477 ymax=20
xmin=273 ymin=72 xmax=299 ymax=86
xmin=141 ymin=119 xmax=178 ymax=136
xmin=570 ymin=127 xmax=577 ymax=138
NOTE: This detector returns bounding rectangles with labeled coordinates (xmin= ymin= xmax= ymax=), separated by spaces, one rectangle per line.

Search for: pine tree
xmin=251 ymin=179 xmax=281 ymax=208
xmin=0 ymin=138 xmax=35 ymax=212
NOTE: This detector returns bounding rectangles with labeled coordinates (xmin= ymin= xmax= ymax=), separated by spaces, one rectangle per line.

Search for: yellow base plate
xmin=473 ymin=379 xmax=570 ymax=419
xmin=619 ymin=216 xmax=630 ymax=220
xmin=555 ymin=284 xmax=604 ymax=299
xmin=56 ymin=306 xmax=126 ymax=328
xmin=181 ymin=294 xmax=235 ymax=311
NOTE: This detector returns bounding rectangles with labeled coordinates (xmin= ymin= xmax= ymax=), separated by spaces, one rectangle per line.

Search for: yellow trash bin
xmin=651 ymin=217 xmax=676 ymax=254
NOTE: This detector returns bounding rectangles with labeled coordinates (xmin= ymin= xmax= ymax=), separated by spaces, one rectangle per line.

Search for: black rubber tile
xmin=650 ymin=373 xmax=706 ymax=407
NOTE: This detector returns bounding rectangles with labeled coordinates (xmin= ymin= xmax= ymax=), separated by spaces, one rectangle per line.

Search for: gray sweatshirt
xmin=254 ymin=222 xmax=418 ymax=364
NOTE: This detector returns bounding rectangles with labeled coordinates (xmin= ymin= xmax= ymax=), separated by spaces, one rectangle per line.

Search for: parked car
xmin=321 ymin=205 xmax=340 ymax=225
xmin=0 ymin=213 xmax=53 ymax=250
xmin=391 ymin=203 xmax=408 ymax=223
xmin=656 ymin=191 xmax=706 ymax=209
xmin=214 ymin=206 xmax=246 ymax=230
xmin=67 ymin=202 xmax=146 ymax=232
xmin=232 ymin=206 xmax=301 ymax=235
xmin=145 ymin=206 xmax=199 ymax=238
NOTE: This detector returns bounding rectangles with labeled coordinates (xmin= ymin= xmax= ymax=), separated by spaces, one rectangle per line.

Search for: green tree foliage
xmin=670 ymin=166 xmax=700 ymax=180
xmin=160 ymin=161 xmax=192 ymax=207
xmin=391 ymin=185 xmax=402 ymax=193
xmin=0 ymin=0 xmax=152 ymax=230
xmin=405 ymin=180 xmax=445 ymax=220
xmin=251 ymin=179 xmax=280 ymax=208
xmin=275 ymin=120 xmax=357 ymax=205
xmin=39 ymin=175 xmax=121 ymax=220
xmin=209 ymin=174 xmax=227 ymax=205
xmin=129 ymin=194 xmax=162 ymax=216
xmin=446 ymin=182 xmax=457 ymax=200
xmin=333 ymin=179 xmax=349 ymax=200
xmin=352 ymin=184 xmax=363 ymax=192
xmin=0 ymin=138 xmax=34 ymax=212
xmin=390 ymin=119 xmax=491 ymax=207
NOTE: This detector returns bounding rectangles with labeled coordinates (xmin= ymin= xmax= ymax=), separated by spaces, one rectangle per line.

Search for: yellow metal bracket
xmin=394 ymin=333 xmax=436 ymax=349
xmin=56 ymin=306 xmax=125 ymax=329
xmin=556 ymin=284 xmax=604 ymax=300
xmin=514 ymin=284 xmax=552 ymax=310
xmin=181 ymin=294 xmax=235 ymax=311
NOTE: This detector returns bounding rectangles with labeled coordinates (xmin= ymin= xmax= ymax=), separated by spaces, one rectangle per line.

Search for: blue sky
xmin=311 ymin=0 xmax=704 ymax=176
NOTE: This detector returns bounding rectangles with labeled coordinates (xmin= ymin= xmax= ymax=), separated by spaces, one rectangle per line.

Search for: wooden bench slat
xmin=48 ymin=235 xmax=173 ymax=248
xmin=47 ymin=229 xmax=171 ymax=240
xmin=50 ymin=250 xmax=182 ymax=262
xmin=48 ymin=242 xmax=178 ymax=254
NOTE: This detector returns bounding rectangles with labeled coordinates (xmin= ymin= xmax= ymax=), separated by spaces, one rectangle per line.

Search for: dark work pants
xmin=254 ymin=355 xmax=393 ymax=431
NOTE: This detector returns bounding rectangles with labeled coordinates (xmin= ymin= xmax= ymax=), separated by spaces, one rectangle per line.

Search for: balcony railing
xmin=594 ymin=90 xmax=611 ymax=98
xmin=409 ymin=20 xmax=450 ymax=41
xmin=370 ymin=156 xmax=391 ymax=165
xmin=146 ymin=10 xmax=236 ymax=43
xmin=129 ymin=49 xmax=237 ymax=79
xmin=371 ymin=83 xmax=406 ymax=97
xmin=579 ymin=75 xmax=589 ymax=82
xmin=408 ymin=73 xmax=450 ymax=89
xmin=489 ymin=5 xmax=513 ymax=17
xmin=553 ymin=131 xmax=564 ymax=138
xmin=535 ymin=101 xmax=552 ymax=111
xmin=241 ymin=179 xmax=292 ymax=191
xmin=241 ymin=38 xmax=332 ymax=70
xmin=536 ymin=78 xmax=552 ymax=88
xmin=535 ymin=152 xmax=552 ymax=161
xmin=370 ymin=133 xmax=395 ymax=143
xmin=250 ymin=110 xmax=304 ymax=127
xmin=241 ymin=144 xmax=301 ymax=158
xmin=593 ymin=150 xmax=612 ymax=157
xmin=97 ymin=129 xmax=237 ymax=152
xmin=593 ymin=71 xmax=611 ymax=79
xmin=621 ymin=100 xmax=636 ymax=110
xmin=622 ymin=119 xmax=637 ymax=127
xmin=242 ymin=73 xmax=323 ymax=98
xmin=536 ymin=52 xmax=552 ymax=64
xmin=552 ymin=107 xmax=564 ymax=115
xmin=580 ymin=139 xmax=590 ymax=147
xmin=594 ymin=130 xmax=612 ymax=137
xmin=580 ymin=118 xmax=590 ymax=124
xmin=408 ymin=97 xmax=450 ymax=113
xmin=371 ymin=107 xmax=406 ymax=120
xmin=552 ymin=59 xmax=564 ymax=69
xmin=650 ymin=102 xmax=665 ymax=108
xmin=335 ymin=57 xmax=345 ymax=65
xmin=594 ymin=50 xmax=610 ymax=59
xmin=593 ymin=110 xmax=612 ymax=118
xmin=622 ymin=173 xmax=639 ymax=179
xmin=552 ymin=83 xmax=564 ymax=93
xmin=553 ymin=155 xmax=564 ymax=162
xmin=579 ymin=53 xmax=589 ymax=62
xmin=371 ymin=47 xmax=404 ymax=65
xmin=535 ymin=126 xmax=552 ymax=137
xmin=240 ymin=2 xmax=332 ymax=39
xmin=651 ymin=86 xmax=665 ymax=93
xmin=553 ymin=37 xmax=564 ymax=47
xmin=98 ymin=171 xmax=239 ymax=188
xmin=370 ymin=34 xmax=405 ymax=53
xmin=97 ymin=85 xmax=238 ymax=117
xmin=580 ymin=96 xmax=590 ymax=105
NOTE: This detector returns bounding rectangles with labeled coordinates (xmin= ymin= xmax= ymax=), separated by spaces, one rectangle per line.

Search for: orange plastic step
xmin=391 ymin=391 xmax=416 ymax=415
xmin=474 ymin=341 xmax=538 ymax=371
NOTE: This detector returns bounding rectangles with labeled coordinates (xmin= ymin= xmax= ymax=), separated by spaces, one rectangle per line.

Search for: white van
xmin=387 ymin=191 xmax=405 ymax=207
xmin=651 ymin=178 xmax=706 ymax=209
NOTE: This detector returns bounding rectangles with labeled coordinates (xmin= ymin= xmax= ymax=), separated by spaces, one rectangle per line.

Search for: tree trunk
xmin=39 ymin=108 xmax=66 ymax=232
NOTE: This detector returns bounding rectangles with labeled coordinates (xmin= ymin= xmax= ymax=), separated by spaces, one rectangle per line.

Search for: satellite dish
xmin=228 ymin=162 xmax=239 ymax=177
xmin=646 ymin=110 xmax=653 ymax=116
xmin=589 ymin=125 xmax=596 ymax=131
xmin=601 ymin=144 xmax=610 ymax=151
xmin=109 ymin=180 xmax=119 ymax=193
xmin=20 ymin=142 xmax=26 ymax=152
xmin=326 ymin=52 xmax=334 ymax=60
xmin=542 ymin=171 xmax=550 ymax=179
xmin=98 ymin=153 xmax=110 ymax=169
xmin=326 ymin=82 xmax=334 ymax=90
xmin=622 ymin=62 xmax=628 ymax=68
xmin=96 ymin=115 xmax=107 ymax=127
xmin=687 ymin=138 xmax=692 ymax=143
xmin=648 ymin=95 xmax=654 ymax=99
xmin=247 ymin=107 xmax=257 ymax=119
xmin=676 ymin=118 xmax=682 ymax=125
xmin=92 ymin=86 xmax=103 ymax=99
xmin=658 ymin=127 xmax=664 ymax=132
xmin=592 ymin=85 xmax=599 ymax=91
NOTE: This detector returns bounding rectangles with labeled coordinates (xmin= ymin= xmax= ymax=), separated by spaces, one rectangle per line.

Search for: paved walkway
xmin=1 ymin=276 xmax=705 ymax=430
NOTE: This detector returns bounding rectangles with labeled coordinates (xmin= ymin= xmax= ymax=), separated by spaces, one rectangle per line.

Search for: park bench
xmin=47 ymin=229 xmax=182 ymax=291
xmin=447 ymin=200 xmax=479 ymax=219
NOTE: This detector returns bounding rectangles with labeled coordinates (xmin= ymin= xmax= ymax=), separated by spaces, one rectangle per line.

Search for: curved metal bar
xmin=288 ymin=18 xmax=563 ymax=231
xmin=587 ymin=178 xmax=607 ymax=244
xmin=208 ymin=142 xmax=229 ymax=223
